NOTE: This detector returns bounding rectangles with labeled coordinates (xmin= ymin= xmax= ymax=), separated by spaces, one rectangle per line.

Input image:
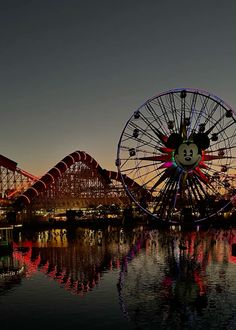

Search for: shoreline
xmin=1 ymin=214 xmax=235 ymax=232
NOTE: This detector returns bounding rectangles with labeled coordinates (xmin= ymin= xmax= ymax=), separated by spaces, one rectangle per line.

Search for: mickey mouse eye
xmin=190 ymin=149 xmax=193 ymax=156
xmin=184 ymin=149 xmax=187 ymax=156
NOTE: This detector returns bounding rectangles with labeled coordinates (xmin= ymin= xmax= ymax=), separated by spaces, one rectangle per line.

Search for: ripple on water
xmin=118 ymin=229 xmax=236 ymax=330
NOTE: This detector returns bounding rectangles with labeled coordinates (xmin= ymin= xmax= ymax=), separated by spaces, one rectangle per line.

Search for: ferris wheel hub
xmin=174 ymin=141 xmax=201 ymax=171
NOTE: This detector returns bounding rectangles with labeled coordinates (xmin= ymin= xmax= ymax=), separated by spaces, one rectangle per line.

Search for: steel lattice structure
xmin=14 ymin=151 xmax=145 ymax=211
xmin=30 ymin=162 xmax=128 ymax=210
xmin=0 ymin=154 xmax=38 ymax=205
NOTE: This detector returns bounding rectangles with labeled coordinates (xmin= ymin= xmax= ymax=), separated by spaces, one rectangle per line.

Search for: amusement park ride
xmin=116 ymin=88 xmax=236 ymax=224
xmin=0 ymin=88 xmax=236 ymax=225
xmin=0 ymin=152 xmax=135 ymax=212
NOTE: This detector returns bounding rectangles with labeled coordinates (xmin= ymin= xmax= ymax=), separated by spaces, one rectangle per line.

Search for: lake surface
xmin=1 ymin=225 xmax=236 ymax=330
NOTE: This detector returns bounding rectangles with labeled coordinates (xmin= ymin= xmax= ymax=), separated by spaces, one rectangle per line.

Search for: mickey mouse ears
xmin=166 ymin=133 xmax=183 ymax=149
xmin=166 ymin=133 xmax=210 ymax=150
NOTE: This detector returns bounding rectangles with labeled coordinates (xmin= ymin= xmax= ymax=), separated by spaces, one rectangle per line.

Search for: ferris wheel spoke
xmin=156 ymin=179 xmax=178 ymax=220
xmin=204 ymin=154 xmax=236 ymax=162
xmin=153 ymin=176 xmax=176 ymax=215
xmin=215 ymin=120 xmax=236 ymax=136
xmin=205 ymin=165 xmax=230 ymax=175
xmin=138 ymin=155 xmax=170 ymax=162
xmin=119 ymin=157 xmax=134 ymax=171
xmin=153 ymin=183 xmax=180 ymax=220
xmin=153 ymin=168 xmax=178 ymax=201
xmin=128 ymin=121 xmax=161 ymax=143
xmin=194 ymin=175 xmax=220 ymax=200
xmin=193 ymin=168 xmax=209 ymax=185
xmin=133 ymin=167 xmax=166 ymax=188
xmin=122 ymin=133 xmax=149 ymax=146
xmin=204 ymin=101 xmax=221 ymax=126
xmin=188 ymin=178 xmax=202 ymax=203
xmin=120 ymin=162 xmax=160 ymax=174
xmin=190 ymin=177 xmax=208 ymax=206
xmin=168 ymin=92 xmax=180 ymax=132
xmin=122 ymin=133 xmax=158 ymax=149
xmin=209 ymin=134 xmax=234 ymax=149
xmin=165 ymin=181 xmax=181 ymax=220
xmin=193 ymin=177 xmax=224 ymax=213
xmin=150 ymin=166 xmax=177 ymax=192
xmin=204 ymin=166 xmax=226 ymax=178
xmin=186 ymin=179 xmax=197 ymax=207
xmin=142 ymin=168 xmax=167 ymax=187
xmin=137 ymin=171 xmax=166 ymax=192
xmin=135 ymin=148 xmax=165 ymax=154
xmin=154 ymin=97 xmax=171 ymax=128
xmin=134 ymin=171 xmax=164 ymax=189
xmin=191 ymin=94 xmax=210 ymax=133
xmin=145 ymin=101 xmax=170 ymax=135
xmin=208 ymin=179 xmax=233 ymax=195
xmin=229 ymin=127 xmax=236 ymax=146
xmin=139 ymin=112 xmax=169 ymax=145
xmin=206 ymin=169 xmax=233 ymax=189
xmin=180 ymin=93 xmax=186 ymax=124
xmin=204 ymin=113 xmax=228 ymax=136
xmin=129 ymin=128 xmax=166 ymax=148
xmin=128 ymin=120 xmax=157 ymax=140
xmin=201 ymin=181 xmax=223 ymax=201
xmin=204 ymin=155 xmax=236 ymax=162
xmin=187 ymin=92 xmax=198 ymax=136
xmin=205 ymin=145 xmax=236 ymax=154
xmin=172 ymin=172 xmax=183 ymax=210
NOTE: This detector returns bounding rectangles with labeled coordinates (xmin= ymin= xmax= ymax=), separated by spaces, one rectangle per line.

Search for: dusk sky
xmin=0 ymin=0 xmax=235 ymax=176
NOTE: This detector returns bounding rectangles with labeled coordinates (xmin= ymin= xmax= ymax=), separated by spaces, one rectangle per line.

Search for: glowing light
xmin=22 ymin=194 xmax=31 ymax=204
xmin=158 ymin=161 xmax=173 ymax=168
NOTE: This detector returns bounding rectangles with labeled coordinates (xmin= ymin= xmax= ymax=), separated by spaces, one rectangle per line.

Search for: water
xmin=1 ymin=225 xmax=236 ymax=330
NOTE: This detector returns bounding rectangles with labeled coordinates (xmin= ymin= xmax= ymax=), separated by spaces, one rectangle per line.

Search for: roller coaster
xmin=0 ymin=151 xmax=144 ymax=213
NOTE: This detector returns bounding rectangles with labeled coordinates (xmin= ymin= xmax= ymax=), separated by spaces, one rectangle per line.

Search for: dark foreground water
xmin=1 ymin=225 xmax=236 ymax=330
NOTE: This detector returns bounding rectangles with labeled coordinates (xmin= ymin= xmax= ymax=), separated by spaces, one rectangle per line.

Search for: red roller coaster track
xmin=0 ymin=154 xmax=38 ymax=202
xmin=14 ymin=150 xmax=147 ymax=210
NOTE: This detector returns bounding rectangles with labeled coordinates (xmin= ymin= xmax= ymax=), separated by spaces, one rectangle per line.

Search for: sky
xmin=0 ymin=0 xmax=235 ymax=176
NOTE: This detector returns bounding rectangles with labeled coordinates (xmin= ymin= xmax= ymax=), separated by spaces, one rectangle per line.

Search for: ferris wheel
xmin=116 ymin=88 xmax=236 ymax=224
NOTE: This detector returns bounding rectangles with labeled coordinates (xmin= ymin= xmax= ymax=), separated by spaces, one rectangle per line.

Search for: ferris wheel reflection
xmin=117 ymin=227 xmax=236 ymax=327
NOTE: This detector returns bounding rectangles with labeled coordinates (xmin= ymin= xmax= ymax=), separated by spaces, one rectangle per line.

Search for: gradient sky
xmin=0 ymin=0 xmax=235 ymax=176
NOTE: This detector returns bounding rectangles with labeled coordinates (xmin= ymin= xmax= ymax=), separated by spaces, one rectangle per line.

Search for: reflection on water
xmin=118 ymin=228 xmax=236 ymax=329
xmin=0 ymin=252 xmax=23 ymax=295
xmin=12 ymin=227 xmax=135 ymax=296
xmin=1 ymin=226 xmax=236 ymax=329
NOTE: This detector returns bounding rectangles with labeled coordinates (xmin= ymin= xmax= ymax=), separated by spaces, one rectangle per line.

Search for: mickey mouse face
xmin=174 ymin=142 xmax=201 ymax=170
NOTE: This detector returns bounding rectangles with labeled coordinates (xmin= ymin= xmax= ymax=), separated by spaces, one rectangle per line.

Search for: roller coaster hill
xmin=0 ymin=151 xmax=146 ymax=224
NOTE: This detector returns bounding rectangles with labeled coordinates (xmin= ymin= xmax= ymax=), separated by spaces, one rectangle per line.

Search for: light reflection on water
xmin=1 ymin=226 xmax=236 ymax=329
